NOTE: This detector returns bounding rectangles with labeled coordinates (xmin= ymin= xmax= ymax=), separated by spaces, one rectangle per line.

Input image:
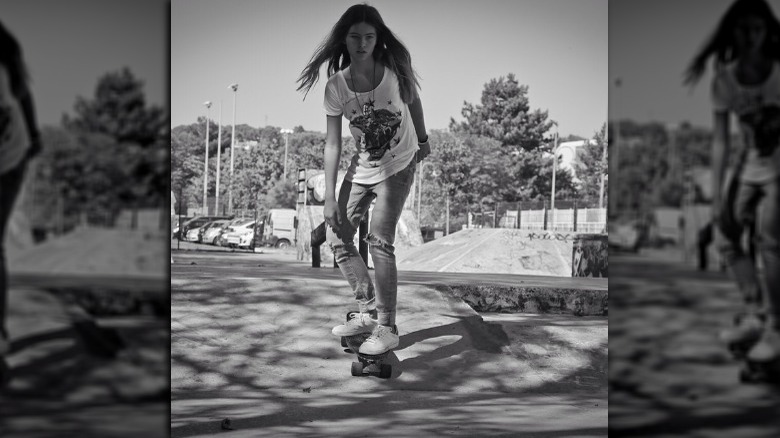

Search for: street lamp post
xmin=599 ymin=126 xmax=607 ymax=209
xmin=229 ymin=83 xmax=238 ymax=215
xmin=610 ymin=78 xmax=621 ymax=218
xmin=216 ymin=101 xmax=223 ymax=215
xmin=203 ymin=101 xmax=212 ymax=215
xmin=281 ymin=128 xmax=293 ymax=182
xmin=550 ymin=130 xmax=559 ymax=232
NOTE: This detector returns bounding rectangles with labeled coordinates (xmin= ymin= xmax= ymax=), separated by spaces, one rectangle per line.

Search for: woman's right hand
xmin=324 ymin=197 xmax=342 ymax=235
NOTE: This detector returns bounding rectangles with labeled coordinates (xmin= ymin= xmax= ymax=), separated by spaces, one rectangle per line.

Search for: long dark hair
xmin=0 ymin=20 xmax=29 ymax=98
xmin=297 ymin=3 xmax=420 ymax=104
xmin=684 ymin=0 xmax=780 ymax=86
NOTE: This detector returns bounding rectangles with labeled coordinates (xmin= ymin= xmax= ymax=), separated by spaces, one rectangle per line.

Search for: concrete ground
xmin=171 ymin=249 xmax=607 ymax=437
xmin=2 ymin=228 xmax=169 ymax=437
xmin=1 ymin=288 xmax=168 ymax=437
xmin=609 ymin=249 xmax=780 ymax=437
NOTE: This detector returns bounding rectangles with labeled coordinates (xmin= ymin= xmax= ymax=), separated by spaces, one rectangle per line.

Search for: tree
xmin=575 ymin=123 xmax=608 ymax=207
xmin=62 ymin=67 xmax=169 ymax=210
xmin=448 ymin=73 xmax=575 ymax=203
xmin=63 ymin=67 xmax=167 ymax=148
xmin=261 ymin=177 xmax=298 ymax=210
xmin=449 ymin=73 xmax=556 ymax=153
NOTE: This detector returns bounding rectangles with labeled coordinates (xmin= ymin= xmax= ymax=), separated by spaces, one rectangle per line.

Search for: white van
xmin=263 ymin=209 xmax=297 ymax=248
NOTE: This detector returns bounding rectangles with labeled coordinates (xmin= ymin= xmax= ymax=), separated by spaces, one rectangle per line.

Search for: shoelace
xmin=366 ymin=326 xmax=395 ymax=342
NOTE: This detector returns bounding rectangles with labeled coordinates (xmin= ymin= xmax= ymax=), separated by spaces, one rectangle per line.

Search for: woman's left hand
xmin=417 ymin=138 xmax=431 ymax=163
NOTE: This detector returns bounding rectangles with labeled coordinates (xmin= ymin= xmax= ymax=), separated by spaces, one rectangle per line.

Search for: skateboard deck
xmin=339 ymin=311 xmax=392 ymax=378
xmin=740 ymin=357 xmax=780 ymax=384
xmin=724 ymin=315 xmax=780 ymax=385
xmin=342 ymin=332 xmax=392 ymax=378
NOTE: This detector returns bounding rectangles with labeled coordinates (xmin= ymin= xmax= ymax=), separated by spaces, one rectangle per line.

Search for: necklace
xmin=349 ymin=61 xmax=376 ymax=116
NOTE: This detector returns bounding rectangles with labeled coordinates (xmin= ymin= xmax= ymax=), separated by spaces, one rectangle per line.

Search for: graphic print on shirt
xmin=349 ymin=98 xmax=403 ymax=162
xmin=739 ymin=104 xmax=780 ymax=157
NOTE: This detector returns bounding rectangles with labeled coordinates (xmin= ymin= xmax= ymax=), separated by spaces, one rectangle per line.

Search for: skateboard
xmin=340 ymin=312 xmax=392 ymax=379
xmin=726 ymin=312 xmax=764 ymax=359
xmin=740 ymin=357 xmax=780 ymax=384
xmin=724 ymin=314 xmax=780 ymax=384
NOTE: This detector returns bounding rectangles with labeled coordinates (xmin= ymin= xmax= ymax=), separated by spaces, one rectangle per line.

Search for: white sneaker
xmin=359 ymin=325 xmax=399 ymax=355
xmin=332 ymin=312 xmax=378 ymax=337
xmin=747 ymin=327 xmax=780 ymax=363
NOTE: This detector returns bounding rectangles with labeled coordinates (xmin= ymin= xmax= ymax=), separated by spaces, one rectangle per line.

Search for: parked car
xmin=197 ymin=219 xmax=227 ymax=243
xmin=181 ymin=215 xmax=232 ymax=241
xmin=172 ymin=216 xmax=193 ymax=239
xmin=237 ymin=227 xmax=257 ymax=249
xmin=202 ymin=219 xmax=230 ymax=245
xmin=221 ymin=219 xmax=257 ymax=248
xmin=214 ymin=218 xmax=253 ymax=246
xmin=608 ymin=220 xmax=641 ymax=252
xmin=185 ymin=225 xmax=204 ymax=242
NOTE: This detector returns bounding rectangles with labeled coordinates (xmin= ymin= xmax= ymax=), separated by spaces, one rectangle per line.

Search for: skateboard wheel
xmin=341 ymin=337 xmax=348 ymax=348
xmin=351 ymin=361 xmax=364 ymax=376
xmin=379 ymin=363 xmax=392 ymax=379
xmin=740 ymin=366 xmax=762 ymax=383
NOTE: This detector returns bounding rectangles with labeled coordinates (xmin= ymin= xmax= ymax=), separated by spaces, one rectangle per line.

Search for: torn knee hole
xmin=365 ymin=233 xmax=393 ymax=250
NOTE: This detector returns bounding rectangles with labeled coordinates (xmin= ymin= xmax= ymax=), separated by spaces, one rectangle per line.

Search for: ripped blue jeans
xmin=326 ymin=158 xmax=416 ymax=326
xmin=718 ymin=174 xmax=780 ymax=326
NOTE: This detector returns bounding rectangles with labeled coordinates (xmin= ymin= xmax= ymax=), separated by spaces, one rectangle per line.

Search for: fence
xmin=472 ymin=203 xmax=606 ymax=234
xmin=467 ymin=201 xmax=607 ymax=234
xmin=517 ymin=207 xmax=606 ymax=233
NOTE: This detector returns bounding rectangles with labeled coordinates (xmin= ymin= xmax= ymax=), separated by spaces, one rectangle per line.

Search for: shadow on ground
xmin=171 ymin=253 xmax=607 ymax=437
xmin=609 ymin=252 xmax=780 ymax=437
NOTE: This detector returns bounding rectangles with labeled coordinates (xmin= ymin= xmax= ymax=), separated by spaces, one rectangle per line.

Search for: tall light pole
xmin=203 ymin=101 xmax=212 ymax=215
xmin=550 ymin=130 xmax=559 ymax=232
xmin=228 ymin=83 xmax=238 ymax=215
xmin=216 ymin=101 xmax=223 ymax=215
xmin=599 ymin=125 xmax=607 ymax=209
xmin=610 ymin=78 xmax=622 ymax=218
xmin=281 ymin=128 xmax=293 ymax=182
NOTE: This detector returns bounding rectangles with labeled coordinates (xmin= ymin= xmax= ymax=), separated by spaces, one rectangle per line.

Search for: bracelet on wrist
xmin=418 ymin=136 xmax=428 ymax=144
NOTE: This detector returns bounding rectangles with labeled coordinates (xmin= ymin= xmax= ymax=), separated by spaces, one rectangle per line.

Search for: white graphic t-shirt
xmin=0 ymin=65 xmax=29 ymax=174
xmin=712 ymin=61 xmax=780 ymax=183
xmin=324 ymin=66 xmax=418 ymax=185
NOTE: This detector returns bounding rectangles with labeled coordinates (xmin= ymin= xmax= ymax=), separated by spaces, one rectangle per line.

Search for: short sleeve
xmin=323 ymin=74 xmax=343 ymax=117
xmin=711 ymin=70 xmax=730 ymax=112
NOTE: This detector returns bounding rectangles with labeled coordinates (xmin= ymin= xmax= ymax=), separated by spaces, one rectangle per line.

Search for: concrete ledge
xmin=436 ymin=284 xmax=608 ymax=316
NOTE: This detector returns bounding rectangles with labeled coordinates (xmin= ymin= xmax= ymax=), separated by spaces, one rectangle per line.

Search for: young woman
xmin=684 ymin=0 xmax=780 ymax=364
xmin=297 ymin=4 xmax=431 ymax=355
xmin=0 ymin=20 xmax=41 ymax=356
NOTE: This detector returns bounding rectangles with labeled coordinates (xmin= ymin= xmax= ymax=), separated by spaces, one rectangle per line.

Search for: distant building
xmin=543 ymin=139 xmax=598 ymax=182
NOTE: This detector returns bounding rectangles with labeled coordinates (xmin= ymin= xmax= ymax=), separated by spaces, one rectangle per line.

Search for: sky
xmin=2 ymin=0 xmax=168 ymax=128
xmin=610 ymin=0 xmax=780 ymax=128
xmin=172 ymin=0 xmax=608 ymax=138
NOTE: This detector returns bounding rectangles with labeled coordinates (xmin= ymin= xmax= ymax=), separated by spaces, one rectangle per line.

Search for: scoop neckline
xmin=341 ymin=65 xmax=386 ymax=94
xmin=733 ymin=61 xmax=777 ymax=89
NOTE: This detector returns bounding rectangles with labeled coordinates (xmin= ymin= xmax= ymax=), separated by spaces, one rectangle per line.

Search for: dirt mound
xmin=396 ymin=229 xmax=574 ymax=276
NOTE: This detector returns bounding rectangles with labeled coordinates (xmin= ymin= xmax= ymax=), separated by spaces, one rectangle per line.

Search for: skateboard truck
xmin=340 ymin=312 xmax=392 ymax=379
xmin=342 ymin=333 xmax=392 ymax=379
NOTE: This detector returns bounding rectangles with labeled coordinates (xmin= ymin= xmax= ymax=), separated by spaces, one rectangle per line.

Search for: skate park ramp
xmin=7 ymin=227 xmax=168 ymax=290
xmin=396 ymin=228 xmax=573 ymax=276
